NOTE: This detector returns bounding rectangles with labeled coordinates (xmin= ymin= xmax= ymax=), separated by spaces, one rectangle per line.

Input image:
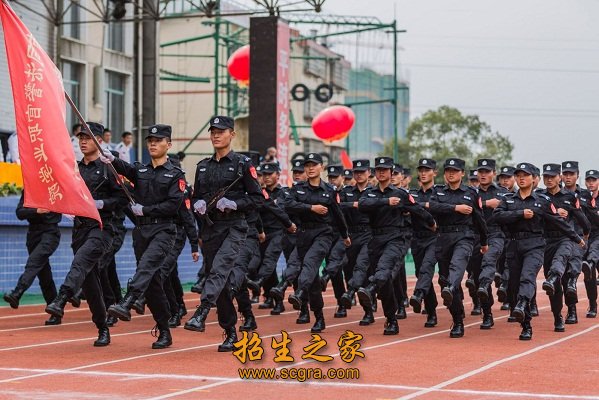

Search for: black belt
xmin=544 ymin=231 xmax=563 ymax=239
xmin=372 ymin=227 xmax=410 ymax=235
xmin=137 ymin=217 xmax=174 ymax=225
xmin=413 ymin=230 xmax=436 ymax=238
xmin=301 ymin=222 xmax=329 ymax=230
xmin=488 ymin=226 xmax=503 ymax=233
xmin=28 ymin=223 xmax=59 ymax=231
xmin=439 ymin=225 xmax=471 ymax=233
xmin=509 ymin=232 xmax=543 ymax=240
xmin=74 ymin=218 xmax=99 ymax=228
xmin=349 ymin=225 xmax=370 ymax=233
xmin=208 ymin=211 xmax=245 ymax=221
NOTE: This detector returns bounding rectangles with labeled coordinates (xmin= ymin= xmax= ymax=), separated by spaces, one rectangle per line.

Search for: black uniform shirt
xmin=15 ymin=192 xmax=61 ymax=224
xmin=409 ymin=186 xmax=435 ymax=233
xmin=78 ymin=157 xmax=127 ymax=224
xmin=260 ymin=184 xmax=293 ymax=232
xmin=339 ymin=184 xmax=371 ymax=227
xmin=537 ymin=187 xmax=590 ymax=237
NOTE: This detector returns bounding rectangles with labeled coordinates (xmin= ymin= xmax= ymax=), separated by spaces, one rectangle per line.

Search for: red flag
xmin=1 ymin=1 xmax=100 ymax=223
xmin=340 ymin=150 xmax=352 ymax=169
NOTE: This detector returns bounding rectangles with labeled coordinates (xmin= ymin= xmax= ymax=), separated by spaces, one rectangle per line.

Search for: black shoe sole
xmin=497 ymin=289 xmax=507 ymax=303
xmin=565 ymin=289 xmax=578 ymax=303
xmin=152 ymin=341 xmax=172 ymax=349
xmin=465 ymin=280 xmax=476 ymax=291
xmin=409 ymin=296 xmax=422 ymax=314
xmin=269 ymin=288 xmax=285 ymax=302
xmin=334 ymin=313 xmax=347 ymax=318
xmin=449 ymin=332 xmax=464 ymax=338
xmin=93 ymin=341 xmax=110 ymax=347
xmin=359 ymin=320 xmax=373 ymax=326
xmin=239 ymin=325 xmax=257 ymax=332
xmin=542 ymin=282 xmax=555 ymax=296
xmin=44 ymin=305 xmax=64 ymax=318
xmin=247 ymin=281 xmax=261 ymax=293
xmin=565 ymin=318 xmax=578 ymax=325
xmin=477 ymin=288 xmax=489 ymax=302
xmin=288 ymin=296 xmax=302 ymax=311
xmin=3 ymin=294 xmax=19 ymax=309
xmin=471 ymin=309 xmax=482 ymax=316
xmin=424 ymin=322 xmax=437 ymax=328
xmin=586 ymin=312 xmax=597 ymax=318
xmin=530 ymin=309 xmax=539 ymax=317
xmin=480 ymin=323 xmax=494 ymax=330
xmin=383 ymin=330 xmax=399 ymax=335
xmin=500 ymin=304 xmax=510 ymax=311
xmin=310 ymin=327 xmax=324 ymax=333
xmin=296 ymin=319 xmax=310 ymax=324
xmin=512 ymin=309 xmax=525 ymax=323
xmin=184 ymin=324 xmax=205 ymax=332
xmin=519 ymin=335 xmax=532 ymax=341
xmin=339 ymin=295 xmax=353 ymax=310
xmin=132 ymin=306 xmax=145 ymax=315
xmin=441 ymin=290 xmax=453 ymax=308
xmin=357 ymin=290 xmax=373 ymax=310
xmin=270 ymin=309 xmax=284 ymax=315
xmin=107 ymin=307 xmax=131 ymax=322
xmin=396 ymin=313 xmax=407 ymax=320
xmin=554 ymin=326 xmax=565 ymax=332
xmin=218 ymin=345 xmax=234 ymax=352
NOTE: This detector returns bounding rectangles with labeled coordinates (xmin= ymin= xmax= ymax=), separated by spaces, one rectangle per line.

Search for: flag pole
xmin=64 ymin=91 xmax=136 ymax=206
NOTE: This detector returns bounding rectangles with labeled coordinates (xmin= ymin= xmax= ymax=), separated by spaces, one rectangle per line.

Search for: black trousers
xmin=412 ymin=233 xmax=438 ymax=313
xmin=130 ymin=223 xmax=177 ymax=329
xmin=256 ymin=229 xmax=285 ymax=280
xmin=101 ymin=225 xmax=126 ymax=307
xmin=472 ymin=233 xmax=505 ymax=310
xmin=296 ymin=227 xmax=334 ymax=311
xmin=201 ymin=219 xmax=248 ymax=329
xmin=62 ymin=225 xmax=113 ymax=329
xmin=231 ymin=228 xmax=261 ymax=292
xmin=16 ymin=225 xmax=60 ymax=304
xmin=325 ymin=236 xmax=349 ymax=302
xmin=584 ymin=234 xmax=599 ymax=307
xmin=346 ymin=231 xmax=372 ymax=291
xmin=163 ymin=228 xmax=188 ymax=316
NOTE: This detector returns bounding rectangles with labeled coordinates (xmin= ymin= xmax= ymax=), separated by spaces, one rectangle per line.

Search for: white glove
xmin=216 ymin=197 xmax=237 ymax=212
xmin=95 ymin=200 xmax=104 ymax=209
xmin=131 ymin=203 xmax=144 ymax=216
xmin=99 ymin=150 xmax=115 ymax=164
xmin=194 ymin=200 xmax=207 ymax=215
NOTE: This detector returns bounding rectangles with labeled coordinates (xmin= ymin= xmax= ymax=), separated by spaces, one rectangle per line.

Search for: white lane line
xmin=3 ymin=368 xmax=599 ymax=400
xmin=0 ymin=307 xmax=89 ymax=320
xmin=397 ymin=323 xmax=599 ymax=400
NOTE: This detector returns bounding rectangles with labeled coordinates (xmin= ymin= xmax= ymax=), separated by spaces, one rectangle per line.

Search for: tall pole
xmin=213 ymin=1 xmax=220 ymax=117
xmin=392 ymin=19 xmax=398 ymax=161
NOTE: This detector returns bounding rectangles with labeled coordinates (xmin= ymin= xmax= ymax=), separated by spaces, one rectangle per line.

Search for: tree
xmin=383 ymin=106 xmax=514 ymax=177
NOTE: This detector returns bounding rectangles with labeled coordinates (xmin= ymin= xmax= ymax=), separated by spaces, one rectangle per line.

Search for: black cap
xmin=304 ymin=152 xmax=323 ymax=165
xmin=352 ymin=159 xmax=369 ymax=172
xmin=393 ymin=163 xmax=403 ymax=174
xmin=477 ymin=158 xmax=496 ymax=171
xmin=79 ymin=122 xmax=104 ymax=137
xmin=374 ymin=157 xmax=394 ymax=169
xmin=562 ymin=161 xmax=579 ymax=173
xmin=586 ymin=170 xmax=599 ymax=179
xmin=532 ymin=166 xmax=540 ymax=177
xmin=417 ymin=158 xmax=436 ymax=169
xmin=327 ymin=165 xmax=343 ymax=177
xmin=498 ymin=166 xmax=515 ymax=177
xmin=255 ymin=165 xmax=263 ymax=175
xmin=343 ymin=169 xmax=353 ymax=178
xmin=208 ymin=116 xmax=234 ymax=131
xmin=542 ymin=163 xmax=561 ymax=176
xmin=261 ymin=162 xmax=280 ymax=174
xmin=146 ymin=124 xmax=172 ymax=140
xmin=444 ymin=158 xmax=465 ymax=171
xmin=469 ymin=170 xmax=479 ymax=180
xmin=291 ymin=159 xmax=304 ymax=172
xmin=514 ymin=162 xmax=536 ymax=175
xmin=403 ymin=168 xmax=412 ymax=176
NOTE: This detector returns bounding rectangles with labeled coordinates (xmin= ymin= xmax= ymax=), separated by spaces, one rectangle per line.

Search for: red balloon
xmin=311 ymin=105 xmax=355 ymax=142
xmin=227 ymin=45 xmax=250 ymax=87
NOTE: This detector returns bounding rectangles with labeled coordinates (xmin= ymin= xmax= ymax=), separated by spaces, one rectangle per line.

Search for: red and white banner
xmin=276 ymin=20 xmax=290 ymax=186
xmin=0 ymin=1 xmax=100 ymax=222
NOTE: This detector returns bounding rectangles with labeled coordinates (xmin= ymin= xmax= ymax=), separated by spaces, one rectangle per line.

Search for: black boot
xmin=587 ymin=303 xmax=597 ymax=318
xmin=311 ymin=310 xmax=325 ymax=333
xmin=409 ymin=290 xmax=424 ymax=314
xmin=396 ymin=305 xmax=407 ymax=320
xmin=94 ymin=326 xmax=111 ymax=347
xmin=542 ymin=274 xmax=560 ymax=296
xmin=296 ymin=303 xmax=310 ymax=324
xmin=269 ymin=280 xmax=290 ymax=302
xmin=258 ymin=297 xmax=275 ymax=310
xmin=497 ymin=283 xmax=508 ymax=303
xmin=152 ymin=326 xmax=173 ymax=349
xmin=184 ymin=305 xmax=210 ymax=332
xmin=465 ymin=277 xmax=476 ymax=292
xmin=239 ymin=312 xmax=257 ymax=332
xmin=218 ymin=327 xmax=238 ymax=352
xmin=246 ymin=278 xmax=263 ymax=293
xmin=477 ymin=282 xmax=491 ymax=302
xmin=500 ymin=302 xmax=510 ymax=311
xmin=178 ymin=303 xmax=188 ymax=318
xmin=512 ymin=297 xmax=529 ymax=323
xmin=45 ymin=292 xmax=69 ymax=318
xmin=383 ymin=317 xmax=399 ymax=335
xmin=494 ymin=272 xmax=502 ymax=288
xmin=582 ymin=260 xmax=594 ymax=281
xmin=471 ymin=297 xmax=482 ymax=316
xmin=530 ymin=297 xmax=539 ymax=317
xmin=565 ymin=304 xmax=578 ymax=324
xmin=424 ymin=311 xmax=437 ymax=328
xmin=480 ymin=311 xmax=494 ymax=330
xmin=320 ymin=273 xmax=330 ymax=292
xmin=554 ymin=314 xmax=565 ymax=332
xmin=441 ymin=286 xmax=454 ymax=308
xmin=339 ymin=288 xmax=356 ymax=309
xmin=168 ymin=313 xmax=181 ymax=328
xmin=357 ymin=283 xmax=377 ymax=310
xmin=190 ymin=276 xmax=206 ymax=294
xmin=565 ymin=276 xmax=578 ymax=303
xmin=3 ymin=286 xmax=25 ymax=309
xmin=132 ymin=297 xmax=146 ymax=315
xmin=107 ymin=292 xmax=137 ymax=322
xmin=450 ymin=317 xmax=465 ymax=338
xmin=519 ymin=322 xmax=532 ymax=340
xmin=68 ymin=289 xmax=82 ymax=308
xmin=359 ymin=308 xmax=375 ymax=326
xmin=44 ymin=315 xmax=62 ymax=326
xmin=270 ymin=298 xmax=285 ymax=315
xmin=288 ymin=290 xmax=305 ymax=311
xmin=334 ymin=304 xmax=347 ymax=318
xmin=106 ymin=315 xmax=118 ymax=327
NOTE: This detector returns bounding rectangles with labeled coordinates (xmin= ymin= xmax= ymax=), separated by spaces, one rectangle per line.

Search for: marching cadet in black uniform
xmin=46 ymin=122 xmax=126 ymax=346
xmin=284 ymin=153 xmax=350 ymax=333
xmin=184 ymin=116 xmax=264 ymax=352
xmin=338 ymin=160 xmax=374 ymax=325
xmin=343 ymin=168 xmax=355 ymax=187
xmin=391 ymin=163 xmax=409 ymax=319
xmin=100 ymin=123 xmax=185 ymax=349
xmin=473 ymin=159 xmax=508 ymax=330
xmin=561 ymin=161 xmax=595 ymax=323
xmin=320 ymin=165 xmax=351 ymax=318
xmin=409 ymin=158 xmax=440 ymax=328
xmin=465 ymin=169 xmax=482 ymax=317
xmin=102 ymin=200 xmax=128 ymax=327
xmin=358 ymin=157 xmax=435 ymax=335
xmin=428 ymin=158 xmax=488 ymax=338
xmin=3 ymin=191 xmax=62 ymax=325
xmin=496 ymin=166 xmax=516 ymax=311
xmin=537 ymin=163 xmax=589 ymax=331
xmin=493 ymin=162 xmax=584 ymax=340
xmin=582 ymin=170 xmax=599 ymax=318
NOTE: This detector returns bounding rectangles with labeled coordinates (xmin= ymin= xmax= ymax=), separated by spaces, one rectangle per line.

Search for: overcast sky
xmin=305 ymin=0 xmax=599 ymax=173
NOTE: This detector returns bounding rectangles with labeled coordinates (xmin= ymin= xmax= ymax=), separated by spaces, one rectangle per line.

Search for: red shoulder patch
xmin=179 ymin=179 xmax=186 ymax=192
xmin=185 ymin=199 xmax=191 ymax=209
xmin=250 ymin=165 xmax=258 ymax=179
xmin=576 ymin=198 xmax=580 ymax=209
xmin=550 ymin=203 xmax=557 ymax=214
xmin=408 ymin=194 xmax=416 ymax=204
xmin=262 ymin=189 xmax=270 ymax=200
xmin=336 ymin=193 xmax=341 ymax=203
xmin=592 ymin=198 xmax=596 ymax=208
xmin=478 ymin=197 xmax=483 ymax=208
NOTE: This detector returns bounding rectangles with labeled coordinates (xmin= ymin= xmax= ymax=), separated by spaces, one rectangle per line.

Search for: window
xmin=107 ymin=21 xmax=125 ymax=52
xmin=104 ymin=71 xmax=126 ymax=137
xmin=61 ymin=2 xmax=81 ymax=40
xmin=62 ymin=61 xmax=82 ymax=128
